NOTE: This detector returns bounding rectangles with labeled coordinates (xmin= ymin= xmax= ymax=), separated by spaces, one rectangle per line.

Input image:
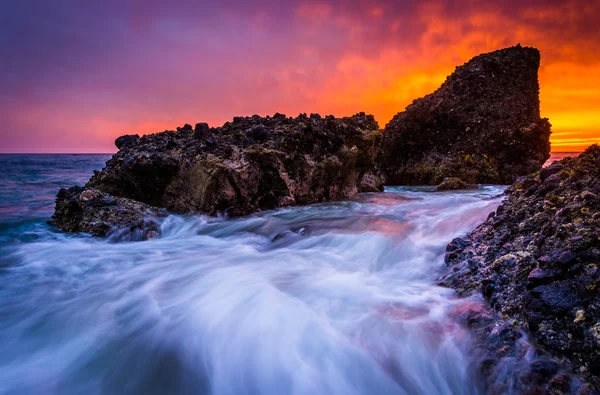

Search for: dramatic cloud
xmin=1 ymin=0 xmax=598 ymax=152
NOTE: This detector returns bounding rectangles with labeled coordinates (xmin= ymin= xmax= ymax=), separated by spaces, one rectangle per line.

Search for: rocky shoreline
xmin=441 ymin=145 xmax=600 ymax=393
xmin=53 ymin=112 xmax=384 ymax=236
xmin=48 ymin=45 xmax=600 ymax=391
xmin=52 ymin=45 xmax=551 ymax=237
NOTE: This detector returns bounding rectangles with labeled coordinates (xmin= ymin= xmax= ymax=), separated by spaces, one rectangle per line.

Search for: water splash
xmin=0 ymin=185 xmax=505 ymax=395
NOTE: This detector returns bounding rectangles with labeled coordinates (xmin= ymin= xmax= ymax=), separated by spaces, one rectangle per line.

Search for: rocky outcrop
xmin=441 ymin=145 xmax=600 ymax=391
xmin=84 ymin=113 xmax=382 ymax=218
xmin=435 ymin=177 xmax=478 ymax=191
xmin=50 ymin=186 xmax=167 ymax=240
xmin=378 ymin=45 xmax=552 ymax=185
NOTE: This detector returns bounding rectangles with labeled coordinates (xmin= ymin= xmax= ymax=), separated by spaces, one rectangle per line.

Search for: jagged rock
xmin=441 ymin=145 xmax=600 ymax=390
xmin=85 ymin=112 xmax=383 ymax=217
xmin=378 ymin=45 xmax=552 ymax=185
xmin=177 ymin=124 xmax=193 ymax=132
xmin=50 ymin=186 xmax=167 ymax=240
xmin=435 ymin=177 xmax=478 ymax=191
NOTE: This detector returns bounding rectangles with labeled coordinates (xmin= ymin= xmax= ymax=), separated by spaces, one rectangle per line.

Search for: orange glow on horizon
xmin=307 ymin=3 xmax=600 ymax=153
xmin=1 ymin=1 xmax=598 ymax=153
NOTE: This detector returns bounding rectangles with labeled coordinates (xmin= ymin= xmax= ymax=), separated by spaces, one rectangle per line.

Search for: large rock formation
xmin=51 ymin=186 xmax=167 ymax=240
xmin=79 ymin=113 xmax=382 ymax=220
xmin=441 ymin=145 xmax=600 ymax=391
xmin=378 ymin=45 xmax=552 ymax=185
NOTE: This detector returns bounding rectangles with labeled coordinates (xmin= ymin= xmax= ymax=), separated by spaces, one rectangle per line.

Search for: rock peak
xmin=378 ymin=45 xmax=551 ymax=185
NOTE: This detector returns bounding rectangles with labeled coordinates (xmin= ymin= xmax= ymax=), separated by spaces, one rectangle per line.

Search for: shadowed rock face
xmin=86 ymin=112 xmax=383 ymax=217
xmin=378 ymin=45 xmax=552 ymax=185
xmin=51 ymin=186 xmax=167 ymax=240
xmin=441 ymin=145 xmax=600 ymax=390
xmin=435 ymin=177 xmax=478 ymax=191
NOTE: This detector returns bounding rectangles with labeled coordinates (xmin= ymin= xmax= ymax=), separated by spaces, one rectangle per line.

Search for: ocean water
xmin=0 ymin=154 xmax=569 ymax=394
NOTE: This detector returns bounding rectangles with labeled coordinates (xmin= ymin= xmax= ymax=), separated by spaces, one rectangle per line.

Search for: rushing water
xmin=0 ymin=154 xmax=511 ymax=394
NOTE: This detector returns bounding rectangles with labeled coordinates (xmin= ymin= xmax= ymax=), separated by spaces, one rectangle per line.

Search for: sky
xmin=1 ymin=0 xmax=599 ymax=153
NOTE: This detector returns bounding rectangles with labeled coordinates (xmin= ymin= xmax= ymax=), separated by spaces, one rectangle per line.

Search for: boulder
xmin=50 ymin=186 xmax=167 ymax=240
xmin=114 ymin=134 xmax=140 ymax=149
xmin=84 ymin=112 xmax=383 ymax=217
xmin=378 ymin=45 xmax=551 ymax=185
xmin=435 ymin=177 xmax=478 ymax=191
xmin=441 ymin=145 xmax=600 ymax=390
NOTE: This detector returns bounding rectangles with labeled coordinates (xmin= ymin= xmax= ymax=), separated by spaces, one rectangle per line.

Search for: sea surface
xmin=0 ymin=153 xmax=579 ymax=394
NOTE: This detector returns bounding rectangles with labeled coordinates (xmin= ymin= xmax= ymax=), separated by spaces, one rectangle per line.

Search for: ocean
xmin=0 ymin=152 xmax=579 ymax=394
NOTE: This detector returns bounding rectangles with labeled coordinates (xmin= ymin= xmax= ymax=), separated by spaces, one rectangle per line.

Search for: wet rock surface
xmin=441 ymin=145 xmax=600 ymax=391
xmin=50 ymin=186 xmax=167 ymax=240
xmin=378 ymin=45 xmax=551 ymax=185
xmin=447 ymin=298 xmax=588 ymax=394
xmin=87 ymin=112 xmax=383 ymax=217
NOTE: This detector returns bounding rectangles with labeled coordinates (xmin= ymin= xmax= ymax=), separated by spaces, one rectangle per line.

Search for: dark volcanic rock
xmin=441 ymin=145 xmax=600 ymax=390
xmin=115 ymin=134 xmax=140 ymax=149
xmin=378 ymin=45 xmax=551 ymax=185
xmin=51 ymin=186 xmax=167 ymax=240
xmin=435 ymin=177 xmax=478 ymax=191
xmin=445 ymin=297 xmax=578 ymax=394
xmin=85 ymin=112 xmax=383 ymax=217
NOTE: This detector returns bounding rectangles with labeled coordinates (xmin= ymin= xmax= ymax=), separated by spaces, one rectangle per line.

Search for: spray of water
xmin=0 ymin=186 xmax=505 ymax=395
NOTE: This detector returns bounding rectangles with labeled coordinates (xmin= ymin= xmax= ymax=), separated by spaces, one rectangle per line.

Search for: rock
xmin=50 ymin=186 xmax=167 ymax=241
xmin=559 ymin=250 xmax=576 ymax=265
xmin=378 ymin=45 xmax=551 ymax=185
xmin=177 ymin=124 xmax=193 ymax=132
xmin=248 ymin=124 xmax=269 ymax=141
xmin=549 ymin=374 xmax=572 ymax=394
xmin=114 ymin=134 xmax=140 ymax=149
xmin=529 ymin=360 xmax=560 ymax=379
xmin=194 ymin=122 xmax=209 ymax=136
xmin=441 ymin=144 xmax=600 ymax=390
xmin=492 ymin=253 xmax=518 ymax=268
xmin=526 ymin=267 xmax=555 ymax=288
xmin=582 ymin=191 xmax=598 ymax=201
xmin=435 ymin=177 xmax=478 ymax=191
xmin=81 ymin=112 xmax=384 ymax=217
xmin=531 ymin=282 xmax=581 ymax=314
xmin=540 ymin=162 xmax=563 ymax=181
xmin=79 ymin=188 xmax=102 ymax=202
xmin=591 ymin=323 xmax=600 ymax=341
xmin=575 ymin=309 xmax=586 ymax=323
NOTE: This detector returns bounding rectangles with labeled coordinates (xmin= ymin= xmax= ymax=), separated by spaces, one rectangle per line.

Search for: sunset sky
xmin=1 ymin=0 xmax=599 ymax=153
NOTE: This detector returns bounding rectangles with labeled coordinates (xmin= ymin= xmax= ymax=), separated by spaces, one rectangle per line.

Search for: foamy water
xmin=0 ymin=162 xmax=506 ymax=395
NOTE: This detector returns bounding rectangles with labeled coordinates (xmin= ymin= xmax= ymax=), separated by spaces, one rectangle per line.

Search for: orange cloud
xmin=301 ymin=1 xmax=600 ymax=152
xmin=1 ymin=0 xmax=598 ymax=153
